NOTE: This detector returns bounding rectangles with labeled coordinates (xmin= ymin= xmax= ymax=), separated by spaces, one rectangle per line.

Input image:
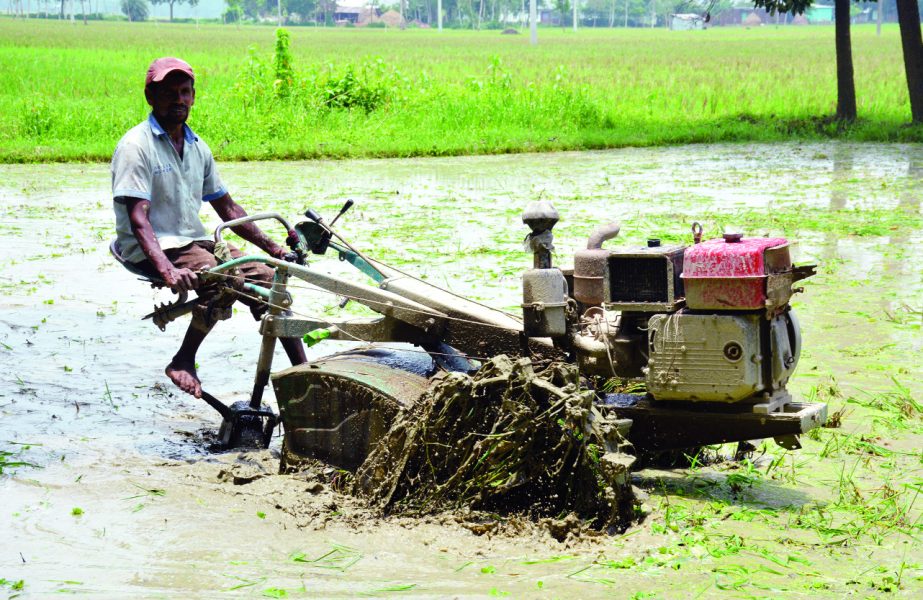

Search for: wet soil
xmin=1 ymin=142 xmax=921 ymax=598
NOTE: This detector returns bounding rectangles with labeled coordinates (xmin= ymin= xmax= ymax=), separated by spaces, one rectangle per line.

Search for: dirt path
xmin=1 ymin=143 xmax=920 ymax=598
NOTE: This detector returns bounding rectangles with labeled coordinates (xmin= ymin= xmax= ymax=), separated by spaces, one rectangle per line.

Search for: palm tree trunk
xmin=834 ymin=0 xmax=857 ymax=121
xmin=896 ymin=0 xmax=923 ymax=122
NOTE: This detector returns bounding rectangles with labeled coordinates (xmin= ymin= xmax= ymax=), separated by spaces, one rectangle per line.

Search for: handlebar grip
xmin=304 ymin=209 xmax=322 ymax=223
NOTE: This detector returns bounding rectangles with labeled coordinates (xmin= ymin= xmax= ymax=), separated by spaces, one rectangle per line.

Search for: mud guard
xmin=272 ymin=348 xmax=433 ymax=471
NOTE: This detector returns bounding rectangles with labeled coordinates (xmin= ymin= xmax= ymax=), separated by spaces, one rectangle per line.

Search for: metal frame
xmin=207 ymin=252 xmax=531 ymax=416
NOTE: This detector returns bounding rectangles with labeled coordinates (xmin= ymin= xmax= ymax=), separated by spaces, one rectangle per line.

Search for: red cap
xmin=145 ymin=57 xmax=194 ymax=87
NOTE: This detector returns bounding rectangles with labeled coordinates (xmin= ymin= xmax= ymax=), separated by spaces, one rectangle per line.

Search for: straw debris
xmin=353 ymin=355 xmax=638 ymax=530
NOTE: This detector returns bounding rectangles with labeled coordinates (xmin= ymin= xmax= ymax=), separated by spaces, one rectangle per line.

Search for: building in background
xmin=670 ymin=13 xmax=706 ymax=30
xmin=333 ymin=3 xmax=377 ymax=26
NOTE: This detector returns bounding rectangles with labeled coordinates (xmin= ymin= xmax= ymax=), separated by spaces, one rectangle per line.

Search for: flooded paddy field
xmin=1 ymin=142 xmax=921 ymax=598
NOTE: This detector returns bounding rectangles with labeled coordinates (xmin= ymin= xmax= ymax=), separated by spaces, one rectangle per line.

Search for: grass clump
xmin=0 ymin=579 xmax=24 ymax=595
xmin=0 ymin=445 xmax=37 ymax=477
xmin=849 ymin=377 xmax=921 ymax=421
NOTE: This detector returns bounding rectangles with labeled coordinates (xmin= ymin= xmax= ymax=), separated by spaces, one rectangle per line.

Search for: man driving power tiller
xmin=111 ymin=57 xmax=306 ymax=398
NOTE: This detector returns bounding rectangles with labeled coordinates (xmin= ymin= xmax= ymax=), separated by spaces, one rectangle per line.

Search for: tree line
xmin=750 ymin=0 xmax=921 ymax=122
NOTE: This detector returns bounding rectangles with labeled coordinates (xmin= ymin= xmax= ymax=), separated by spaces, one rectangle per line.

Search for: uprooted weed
xmin=352 ymin=356 xmax=639 ymax=531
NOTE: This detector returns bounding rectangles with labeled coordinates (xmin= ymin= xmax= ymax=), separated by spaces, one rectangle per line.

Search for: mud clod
xmin=541 ymin=513 xmax=584 ymax=543
xmin=353 ymin=355 xmax=638 ymax=529
xmin=215 ymin=452 xmax=275 ymax=485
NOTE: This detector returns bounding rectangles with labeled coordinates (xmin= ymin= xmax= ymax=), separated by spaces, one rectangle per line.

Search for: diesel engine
xmin=521 ymin=201 xmax=816 ymax=416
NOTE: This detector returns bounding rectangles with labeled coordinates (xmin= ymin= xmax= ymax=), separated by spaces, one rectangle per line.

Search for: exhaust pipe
xmin=575 ymin=222 xmax=620 ymax=306
xmin=587 ymin=222 xmax=621 ymax=250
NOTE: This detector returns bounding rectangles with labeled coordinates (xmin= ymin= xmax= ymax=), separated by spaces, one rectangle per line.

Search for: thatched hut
xmin=378 ymin=9 xmax=404 ymax=27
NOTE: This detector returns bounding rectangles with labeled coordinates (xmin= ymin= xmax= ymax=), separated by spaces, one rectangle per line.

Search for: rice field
xmin=0 ymin=18 xmax=919 ymax=161
xmin=1 ymin=145 xmax=921 ymax=596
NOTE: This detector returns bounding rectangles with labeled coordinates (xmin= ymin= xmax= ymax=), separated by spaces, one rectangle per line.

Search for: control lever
xmin=303 ymin=201 xmax=353 ymax=255
xmin=328 ymin=199 xmax=354 ymax=228
xmin=300 ymin=200 xmax=384 ymax=280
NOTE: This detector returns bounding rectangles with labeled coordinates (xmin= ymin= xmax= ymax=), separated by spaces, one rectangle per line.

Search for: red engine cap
xmin=683 ymin=237 xmax=788 ymax=278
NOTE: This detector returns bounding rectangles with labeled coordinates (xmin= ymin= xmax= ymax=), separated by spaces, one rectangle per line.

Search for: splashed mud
xmin=353 ymin=356 xmax=637 ymax=531
xmin=0 ymin=143 xmax=920 ymax=597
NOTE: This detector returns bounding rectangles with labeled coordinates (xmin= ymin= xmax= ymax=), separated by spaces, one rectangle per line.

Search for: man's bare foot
xmin=165 ymin=360 xmax=202 ymax=398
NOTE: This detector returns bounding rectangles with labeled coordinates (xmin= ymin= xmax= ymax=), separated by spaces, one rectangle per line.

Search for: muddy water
xmin=1 ymin=143 xmax=920 ymax=598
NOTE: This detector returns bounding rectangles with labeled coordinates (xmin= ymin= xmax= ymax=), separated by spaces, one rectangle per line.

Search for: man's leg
xmin=136 ymin=242 xmax=307 ymax=398
xmin=136 ymin=242 xmax=222 ymax=397
xmin=165 ymin=315 xmax=214 ymax=398
xmin=280 ymin=337 xmax=307 ymax=366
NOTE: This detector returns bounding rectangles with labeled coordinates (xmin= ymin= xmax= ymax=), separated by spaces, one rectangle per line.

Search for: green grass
xmin=0 ymin=445 xmax=38 ymax=477
xmin=0 ymin=19 xmax=920 ymax=162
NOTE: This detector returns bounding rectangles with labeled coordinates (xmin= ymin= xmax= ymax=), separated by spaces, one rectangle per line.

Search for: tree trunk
xmin=834 ymin=0 xmax=857 ymax=121
xmin=896 ymin=0 xmax=923 ymax=122
xmin=877 ymin=0 xmax=882 ymax=36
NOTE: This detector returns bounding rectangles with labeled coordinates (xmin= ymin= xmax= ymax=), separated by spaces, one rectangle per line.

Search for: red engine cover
xmin=682 ymin=237 xmax=788 ymax=310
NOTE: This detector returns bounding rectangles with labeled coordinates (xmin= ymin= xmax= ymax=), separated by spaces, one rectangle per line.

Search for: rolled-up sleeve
xmin=111 ymin=140 xmax=152 ymax=203
xmin=201 ymin=142 xmax=226 ymax=202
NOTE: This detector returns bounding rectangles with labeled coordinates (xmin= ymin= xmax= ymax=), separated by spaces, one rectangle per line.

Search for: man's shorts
xmin=133 ymin=240 xmax=275 ymax=321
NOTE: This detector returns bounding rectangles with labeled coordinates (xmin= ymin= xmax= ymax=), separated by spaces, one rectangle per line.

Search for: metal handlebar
xmin=213 ymin=212 xmax=296 ymax=244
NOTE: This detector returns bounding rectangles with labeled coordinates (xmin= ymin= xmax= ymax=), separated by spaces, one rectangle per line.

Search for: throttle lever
xmin=329 ymin=199 xmax=354 ymax=227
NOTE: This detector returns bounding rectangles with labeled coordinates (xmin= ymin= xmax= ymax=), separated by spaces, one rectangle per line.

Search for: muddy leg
xmin=280 ymin=337 xmax=307 ymax=366
xmin=165 ymin=314 xmax=214 ymax=398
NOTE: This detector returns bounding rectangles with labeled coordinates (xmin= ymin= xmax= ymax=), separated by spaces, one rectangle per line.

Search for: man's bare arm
xmin=210 ymin=194 xmax=285 ymax=258
xmin=124 ymin=197 xmax=200 ymax=292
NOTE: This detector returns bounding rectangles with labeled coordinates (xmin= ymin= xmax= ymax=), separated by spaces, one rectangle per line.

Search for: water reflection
xmin=893 ymin=152 xmax=923 ymax=331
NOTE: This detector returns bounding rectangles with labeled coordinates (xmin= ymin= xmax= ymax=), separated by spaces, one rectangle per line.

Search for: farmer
xmin=111 ymin=57 xmax=306 ymax=398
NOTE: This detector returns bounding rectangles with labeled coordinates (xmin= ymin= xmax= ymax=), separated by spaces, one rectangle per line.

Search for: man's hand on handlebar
xmin=266 ymin=243 xmax=300 ymax=264
xmin=266 ymin=243 xmax=286 ymax=260
xmin=161 ymin=266 xmax=200 ymax=292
